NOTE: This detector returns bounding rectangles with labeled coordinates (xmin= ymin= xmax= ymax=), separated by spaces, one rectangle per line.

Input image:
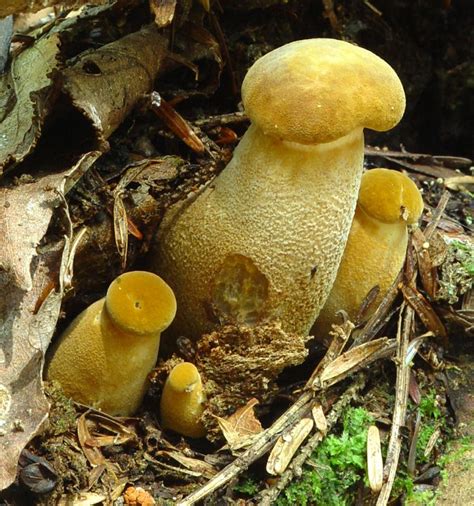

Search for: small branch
xmin=257 ymin=373 xmax=367 ymax=505
xmin=376 ymin=305 xmax=413 ymax=506
xmin=423 ymin=190 xmax=450 ymax=240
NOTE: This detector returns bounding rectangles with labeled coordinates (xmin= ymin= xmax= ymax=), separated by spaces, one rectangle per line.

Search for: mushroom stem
xmin=157 ymin=125 xmax=364 ymax=338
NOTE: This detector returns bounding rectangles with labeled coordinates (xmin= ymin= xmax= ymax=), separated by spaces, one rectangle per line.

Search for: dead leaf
xmin=311 ymin=404 xmax=328 ymax=434
xmin=0 ymin=32 xmax=60 ymax=174
xmin=367 ymin=425 xmax=383 ymax=492
xmin=444 ymin=175 xmax=474 ymax=192
xmin=401 ymin=284 xmax=447 ymax=338
xmin=57 ymin=492 xmax=107 ymax=506
xmin=412 ymin=228 xmax=439 ymax=299
xmin=157 ymin=450 xmax=217 ymax=479
xmin=0 ymin=153 xmax=99 ymax=491
xmin=0 ymin=1 xmax=105 ymax=18
xmin=266 ymin=417 xmax=314 ymax=475
xmin=150 ymin=0 xmax=177 ymax=28
xmin=215 ymin=398 xmax=264 ymax=451
xmin=77 ymin=414 xmax=106 ymax=467
xmin=150 ymin=93 xmax=205 ymax=153
xmin=319 ymin=337 xmax=390 ymax=386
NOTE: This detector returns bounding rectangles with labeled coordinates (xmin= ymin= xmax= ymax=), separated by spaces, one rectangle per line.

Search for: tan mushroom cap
xmin=358 ymin=168 xmax=424 ymax=224
xmin=242 ymin=38 xmax=406 ymax=145
xmin=105 ymin=271 xmax=176 ymax=336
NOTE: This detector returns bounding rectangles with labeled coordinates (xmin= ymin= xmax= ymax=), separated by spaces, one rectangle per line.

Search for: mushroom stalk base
xmin=154 ymin=125 xmax=365 ymax=339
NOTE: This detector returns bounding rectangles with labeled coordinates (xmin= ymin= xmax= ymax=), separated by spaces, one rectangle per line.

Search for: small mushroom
xmin=46 ymin=271 xmax=176 ymax=416
xmin=160 ymin=362 xmax=206 ymax=438
xmin=153 ymin=39 xmax=405 ymax=339
xmin=313 ymin=168 xmax=423 ymax=339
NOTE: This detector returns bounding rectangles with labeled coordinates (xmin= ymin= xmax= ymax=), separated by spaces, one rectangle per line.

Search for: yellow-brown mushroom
xmin=160 ymin=362 xmax=206 ymax=438
xmin=313 ymin=168 xmax=423 ymax=339
xmin=46 ymin=271 xmax=176 ymax=416
xmin=152 ymin=39 xmax=406 ymax=339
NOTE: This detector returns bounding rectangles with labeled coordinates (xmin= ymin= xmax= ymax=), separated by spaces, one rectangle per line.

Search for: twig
xmin=194 ymin=112 xmax=248 ymax=129
xmin=423 ymin=190 xmax=450 ymax=240
xmin=257 ymin=373 xmax=368 ymax=505
xmin=376 ymin=304 xmax=413 ymax=506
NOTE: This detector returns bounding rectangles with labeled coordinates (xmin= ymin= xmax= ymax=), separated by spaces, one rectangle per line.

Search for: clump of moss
xmin=416 ymin=389 xmax=442 ymax=464
xmin=277 ymin=407 xmax=373 ymax=506
xmin=436 ymin=239 xmax=474 ymax=304
xmin=44 ymin=380 xmax=77 ymax=437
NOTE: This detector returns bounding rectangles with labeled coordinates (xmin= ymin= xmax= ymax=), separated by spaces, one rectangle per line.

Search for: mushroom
xmin=153 ymin=39 xmax=406 ymax=339
xmin=46 ymin=271 xmax=176 ymax=416
xmin=313 ymin=168 xmax=423 ymax=340
xmin=160 ymin=362 xmax=206 ymax=438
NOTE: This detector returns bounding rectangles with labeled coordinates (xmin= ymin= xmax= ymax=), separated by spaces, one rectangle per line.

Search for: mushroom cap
xmin=358 ymin=168 xmax=424 ymax=225
xmin=242 ymin=38 xmax=406 ymax=145
xmin=105 ymin=271 xmax=176 ymax=336
xmin=166 ymin=362 xmax=202 ymax=393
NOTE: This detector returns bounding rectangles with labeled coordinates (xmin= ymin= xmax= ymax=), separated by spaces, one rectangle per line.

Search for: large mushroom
xmin=46 ymin=271 xmax=176 ymax=416
xmin=153 ymin=39 xmax=405 ymax=339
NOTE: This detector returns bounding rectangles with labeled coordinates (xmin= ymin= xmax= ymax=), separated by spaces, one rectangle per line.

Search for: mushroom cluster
xmin=313 ymin=168 xmax=424 ymax=339
xmin=152 ymin=39 xmax=406 ymax=339
xmin=46 ymin=271 xmax=176 ymax=416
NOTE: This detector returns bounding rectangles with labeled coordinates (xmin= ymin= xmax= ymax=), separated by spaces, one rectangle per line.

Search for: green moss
xmin=234 ymin=475 xmax=260 ymax=497
xmin=436 ymin=239 xmax=474 ymax=304
xmin=277 ymin=407 xmax=373 ymax=506
xmin=44 ymin=380 xmax=77 ymax=437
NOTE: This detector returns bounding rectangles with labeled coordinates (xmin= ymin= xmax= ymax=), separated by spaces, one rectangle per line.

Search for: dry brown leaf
xmin=157 ymin=450 xmax=218 ymax=479
xmin=150 ymin=0 xmax=177 ymax=28
xmin=266 ymin=417 xmax=314 ymax=476
xmin=150 ymin=93 xmax=206 ymax=153
xmin=401 ymin=284 xmax=447 ymax=338
xmin=0 ymin=152 xmax=99 ymax=491
xmin=57 ymin=492 xmax=107 ymax=506
xmin=319 ymin=337 xmax=390 ymax=385
xmin=0 ymin=32 xmax=60 ymax=174
xmin=82 ymin=411 xmax=138 ymax=448
xmin=444 ymin=175 xmax=474 ymax=192
xmin=412 ymin=228 xmax=439 ymax=299
xmin=0 ymin=1 xmax=105 ymax=17
xmin=367 ymin=425 xmax=383 ymax=492
xmin=77 ymin=414 xmax=106 ymax=467
xmin=215 ymin=398 xmax=264 ymax=451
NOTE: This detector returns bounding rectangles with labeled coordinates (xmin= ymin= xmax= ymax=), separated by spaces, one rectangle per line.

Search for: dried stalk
xmin=423 ymin=190 xmax=450 ymax=240
xmin=257 ymin=373 xmax=367 ymax=505
xmin=376 ymin=304 xmax=413 ymax=506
